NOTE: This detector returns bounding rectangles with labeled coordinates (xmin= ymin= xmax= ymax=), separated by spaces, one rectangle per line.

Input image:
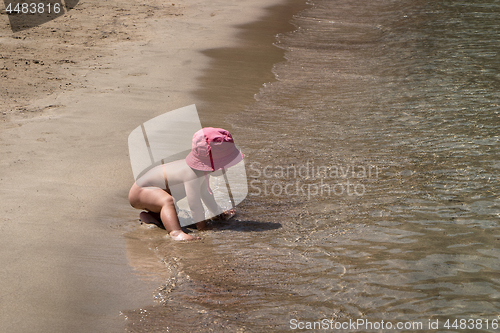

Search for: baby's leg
xmin=129 ymin=183 xmax=199 ymax=241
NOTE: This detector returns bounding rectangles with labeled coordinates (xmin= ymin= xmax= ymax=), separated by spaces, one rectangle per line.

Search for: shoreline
xmin=121 ymin=0 xmax=310 ymax=330
xmin=0 ymin=0 xmax=302 ymax=331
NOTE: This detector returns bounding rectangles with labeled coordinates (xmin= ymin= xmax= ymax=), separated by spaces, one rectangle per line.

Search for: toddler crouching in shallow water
xmin=128 ymin=127 xmax=243 ymax=240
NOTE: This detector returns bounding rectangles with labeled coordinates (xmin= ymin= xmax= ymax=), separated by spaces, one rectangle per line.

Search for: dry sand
xmin=0 ymin=0 xmax=291 ymax=331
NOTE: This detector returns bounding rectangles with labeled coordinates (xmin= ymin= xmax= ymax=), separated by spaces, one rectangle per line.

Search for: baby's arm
xmin=185 ymin=177 xmax=213 ymax=230
xmin=200 ymin=186 xmax=222 ymax=217
xmin=185 ymin=179 xmax=205 ymax=223
xmin=200 ymin=179 xmax=235 ymax=221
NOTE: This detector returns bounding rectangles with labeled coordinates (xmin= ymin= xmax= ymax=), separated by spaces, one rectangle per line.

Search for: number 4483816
xmin=5 ymin=2 xmax=61 ymax=14
xmin=444 ymin=318 xmax=498 ymax=330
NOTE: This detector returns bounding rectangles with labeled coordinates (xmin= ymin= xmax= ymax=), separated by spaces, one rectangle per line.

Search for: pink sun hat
xmin=185 ymin=127 xmax=244 ymax=171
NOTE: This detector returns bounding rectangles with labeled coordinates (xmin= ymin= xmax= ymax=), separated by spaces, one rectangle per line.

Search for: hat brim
xmin=186 ymin=148 xmax=244 ymax=171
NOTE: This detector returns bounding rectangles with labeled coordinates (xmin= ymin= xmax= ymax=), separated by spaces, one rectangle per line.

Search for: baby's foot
xmin=169 ymin=230 xmax=200 ymax=241
xmin=139 ymin=211 xmax=163 ymax=228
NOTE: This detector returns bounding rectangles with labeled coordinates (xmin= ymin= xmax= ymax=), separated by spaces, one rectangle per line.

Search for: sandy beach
xmin=0 ymin=0 xmax=298 ymax=331
xmin=5 ymin=0 xmax=497 ymax=331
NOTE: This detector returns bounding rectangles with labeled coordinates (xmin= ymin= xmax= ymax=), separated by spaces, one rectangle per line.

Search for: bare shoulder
xmin=163 ymin=159 xmax=200 ymax=184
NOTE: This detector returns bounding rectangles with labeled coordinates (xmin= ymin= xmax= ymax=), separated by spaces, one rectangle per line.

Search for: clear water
xmin=125 ymin=0 xmax=500 ymax=331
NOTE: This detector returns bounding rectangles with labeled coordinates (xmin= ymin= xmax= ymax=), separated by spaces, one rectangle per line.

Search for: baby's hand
xmin=220 ymin=209 xmax=236 ymax=220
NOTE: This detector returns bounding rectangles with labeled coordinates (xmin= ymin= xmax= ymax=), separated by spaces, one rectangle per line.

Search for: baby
xmin=128 ymin=127 xmax=243 ymax=240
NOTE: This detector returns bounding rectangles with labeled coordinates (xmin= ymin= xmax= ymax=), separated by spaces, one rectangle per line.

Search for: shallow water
xmin=125 ymin=0 xmax=500 ymax=331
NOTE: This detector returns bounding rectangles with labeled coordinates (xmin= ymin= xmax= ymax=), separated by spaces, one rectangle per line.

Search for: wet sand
xmin=121 ymin=1 xmax=309 ymax=331
xmin=0 ymin=0 xmax=299 ymax=331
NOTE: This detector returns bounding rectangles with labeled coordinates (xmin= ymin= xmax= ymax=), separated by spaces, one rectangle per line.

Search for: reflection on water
xmin=125 ymin=0 xmax=499 ymax=331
